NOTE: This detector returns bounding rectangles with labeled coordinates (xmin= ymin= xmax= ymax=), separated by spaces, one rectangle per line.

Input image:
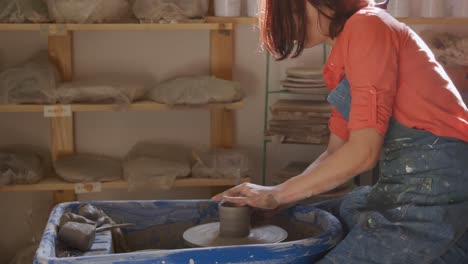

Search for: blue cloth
xmin=316 ymin=77 xmax=468 ymax=264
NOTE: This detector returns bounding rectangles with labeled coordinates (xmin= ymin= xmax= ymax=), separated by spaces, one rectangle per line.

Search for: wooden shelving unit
xmin=397 ymin=17 xmax=468 ymax=25
xmin=0 ymin=101 xmax=243 ymax=113
xmin=207 ymin=16 xmax=468 ymax=25
xmin=206 ymin=16 xmax=257 ymax=24
xmin=0 ymin=22 xmax=232 ymax=32
xmin=0 ymin=17 xmax=244 ymax=201
xmin=0 ymin=177 xmax=251 ymax=192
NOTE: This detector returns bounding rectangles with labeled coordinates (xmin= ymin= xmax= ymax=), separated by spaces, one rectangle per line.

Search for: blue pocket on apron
xmin=327 ymin=77 xmax=352 ymax=121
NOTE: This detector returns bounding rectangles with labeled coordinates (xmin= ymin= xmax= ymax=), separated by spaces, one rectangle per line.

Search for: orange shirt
xmin=324 ymin=7 xmax=468 ymax=142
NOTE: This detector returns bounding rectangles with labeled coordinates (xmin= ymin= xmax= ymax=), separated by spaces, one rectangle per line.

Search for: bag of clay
xmin=133 ymin=0 xmax=209 ymax=23
xmin=46 ymin=0 xmax=132 ymax=23
xmin=420 ymin=30 xmax=468 ymax=67
xmin=54 ymin=153 xmax=122 ymax=183
xmin=149 ymin=76 xmax=244 ymax=105
xmin=192 ymin=149 xmax=250 ymax=179
xmin=56 ymin=75 xmax=149 ymax=105
xmin=0 ymin=0 xmax=49 ymax=23
xmin=123 ymin=141 xmax=191 ymax=190
xmin=0 ymin=145 xmax=52 ymax=185
xmin=9 ymin=244 xmax=38 ymax=264
xmin=0 ymin=52 xmax=60 ymax=105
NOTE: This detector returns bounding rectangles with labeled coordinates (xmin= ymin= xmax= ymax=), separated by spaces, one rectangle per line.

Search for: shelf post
xmin=48 ymin=31 xmax=76 ymax=204
xmin=210 ymin=27 xmax=235 ymax=148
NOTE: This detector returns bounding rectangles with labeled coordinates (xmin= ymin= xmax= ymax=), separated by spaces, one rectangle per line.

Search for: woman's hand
xmin=211 ymin=183 xmax=282 ymax=210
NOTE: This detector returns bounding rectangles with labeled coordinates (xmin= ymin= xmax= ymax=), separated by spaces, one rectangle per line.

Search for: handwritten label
xmin=44 ymin=105 xmax=72 ymax=117
xmin=74 ymin=182 xmax=102 ymax=194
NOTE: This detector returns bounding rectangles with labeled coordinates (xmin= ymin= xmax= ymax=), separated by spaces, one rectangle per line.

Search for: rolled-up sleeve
xmin=343 ymin=14 xmax=399 ymax=137
xmin=329 ymin=108 xmax=350 ymax=141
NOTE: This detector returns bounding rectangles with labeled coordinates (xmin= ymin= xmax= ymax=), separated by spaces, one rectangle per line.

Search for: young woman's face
xmin=304 ymin=1 xmax=333 ymax=47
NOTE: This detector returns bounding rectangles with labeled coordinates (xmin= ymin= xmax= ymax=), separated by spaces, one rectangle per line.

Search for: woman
xmin=213 ymin=0 xmax=468 ymax=263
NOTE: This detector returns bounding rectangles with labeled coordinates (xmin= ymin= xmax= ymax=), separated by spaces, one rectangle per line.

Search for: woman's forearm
xmin=274 ymin=130 xmax=381 ymax=205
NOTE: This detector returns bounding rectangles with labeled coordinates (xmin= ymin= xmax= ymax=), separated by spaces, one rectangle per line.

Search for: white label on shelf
xmin=74 ymin=182 xmax=102 ymax=194
xmin=44 ymin=105 xmax=72 ymax=117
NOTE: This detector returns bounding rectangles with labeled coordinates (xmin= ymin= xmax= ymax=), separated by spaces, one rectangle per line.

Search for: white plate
xmin=286 ymin=76 xmax=324 ymax=84
xmin=286 ymin=67 xmax=323 ymax=78
xmin=282 ymin=81 xmax=326 ymax=88
xmin=285 ymin=87 xmax=329 ymax=94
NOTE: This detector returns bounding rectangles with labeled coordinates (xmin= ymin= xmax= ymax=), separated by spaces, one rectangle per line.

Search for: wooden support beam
xmin=53 ymin=190 xmax=76 ymax=205
xmin=48 ymin=31 xmax=74 ymax=82
xmin=210 ymin=28 xmax=235 ymax=148
xmin=48 ymin=31 xmax=76 ymax=203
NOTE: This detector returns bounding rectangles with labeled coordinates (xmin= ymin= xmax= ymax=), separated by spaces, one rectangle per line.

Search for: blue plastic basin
xmin=35 ymin=200 xmax=342 ymax=264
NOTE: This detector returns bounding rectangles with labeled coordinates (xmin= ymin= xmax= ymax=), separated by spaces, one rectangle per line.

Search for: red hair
xmin=261 ymin=0 xmax=380 ymax=60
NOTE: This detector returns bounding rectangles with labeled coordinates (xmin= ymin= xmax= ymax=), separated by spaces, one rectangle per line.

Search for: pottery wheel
xmin=183 ymin=222 xmax=288 ymax=247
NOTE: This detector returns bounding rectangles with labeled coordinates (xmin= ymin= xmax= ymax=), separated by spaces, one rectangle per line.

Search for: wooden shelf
xmin=0 ymin=23 xmax=233 ymax=32
xmin=0 ymin=177 xmax=251 ymax=192
xmin=0 ymin=101 xmax=244 ymax=113
xmin=206 ymin=17 xmax=258 ymax=25
xmin=0 ymin=17 xmax=465 ymax=34
xmin=397 ymin=17 xmax=468 ymax=25
xmin=208 ymin=16 xmax=468 ymax=25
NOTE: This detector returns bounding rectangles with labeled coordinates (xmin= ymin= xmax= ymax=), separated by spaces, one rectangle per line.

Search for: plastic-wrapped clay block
xmin=0 ymin=52 xmax=60 ymax=105
xmin=133 ymin=0 xmax=209 ymax=23
xmin=192 ymin=149 xmax=250 ymax=179
xmin=0 ymin=145 xmax=51 ymax=185
xmin=56 ymin=76 xmax=149 ymax=105
xmin=148 ymin=76 xmax=244 ymax=105
xmin=46 ymin=0 xmax=132 ymax=23
xmin=123 ymin=141 xmax=191 ymax=190
xmin=0 ymin=0 xmax=49 ymax=23
xmin=55 ymin=154 xmax=122 ymax=183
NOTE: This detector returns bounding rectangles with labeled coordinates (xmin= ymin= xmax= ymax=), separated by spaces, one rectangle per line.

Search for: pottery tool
xmin=58 ymin=222 xmax=134 ymax=252
xmin=183 ymin=202 xmax=288 ymax=247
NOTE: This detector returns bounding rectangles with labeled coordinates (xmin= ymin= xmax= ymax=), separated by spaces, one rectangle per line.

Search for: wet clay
xmin=60 ymin=212 xmax=96 ymax=227
xmin=219 ymin=201 xmax=251 ymax=238
xmin=58 ymin=222 xmax=96 ymax=252
xmin=58 ymin=221 xmax=134 ymax=252
xmin=78 ymin=204 xmax=106 ymax=224
xmin=183 ymin=202 xmax=288 ymax=247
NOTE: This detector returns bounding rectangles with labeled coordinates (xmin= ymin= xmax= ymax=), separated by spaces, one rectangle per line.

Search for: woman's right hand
xmin=211 ymin=183 xmax=282 ymax=210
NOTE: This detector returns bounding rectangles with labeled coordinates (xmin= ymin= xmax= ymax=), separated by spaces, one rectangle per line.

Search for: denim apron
xmin=317 ymin=77 xmax=468 ymax=264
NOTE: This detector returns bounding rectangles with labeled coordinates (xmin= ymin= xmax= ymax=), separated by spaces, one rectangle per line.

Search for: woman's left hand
xmin=211 ymin=183 xmax=281 ymax=210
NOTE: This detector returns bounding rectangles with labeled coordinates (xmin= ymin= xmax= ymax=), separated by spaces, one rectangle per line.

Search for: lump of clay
xmin=192 ymin=149 xmax=250 ymax=179
xmin=420 ymin=30 xmax=468 ymax=67
xmin=60 ymin=212 xmax=96 ymax=227
xmin=148 ymin=76 xmax=244 ymax=105
xmin=56 ymin=76 xmax=149 ymax=105
xmin=0 ymin=0 xmax=49 ymax=23
xmin=133 ymin=0 xmax=209 ymax=23
xmin=0 ymin=52 xmax=60 ymax=105
xmin=0 ymin=145 xmax=52 ymax=185
xmin=46 ymin=0 xmax=132 ymax=23
xmin=123 ymin=141 xmax=191 ymax=190
xmin=54 ymin=153 xmax=122 ymax=183
xmin=58 ymin=222 xmax=96 ymax=252
xmin=78 ymin=204 xmax=107 ymax=223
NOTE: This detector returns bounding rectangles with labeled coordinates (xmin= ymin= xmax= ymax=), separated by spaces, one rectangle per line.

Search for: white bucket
xmin=215 ymin=0 xmax=242 ymax=17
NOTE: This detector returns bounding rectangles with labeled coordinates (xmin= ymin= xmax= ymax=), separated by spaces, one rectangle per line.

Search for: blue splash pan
xmin=35 ymin=200 xmax=342 ymax=264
